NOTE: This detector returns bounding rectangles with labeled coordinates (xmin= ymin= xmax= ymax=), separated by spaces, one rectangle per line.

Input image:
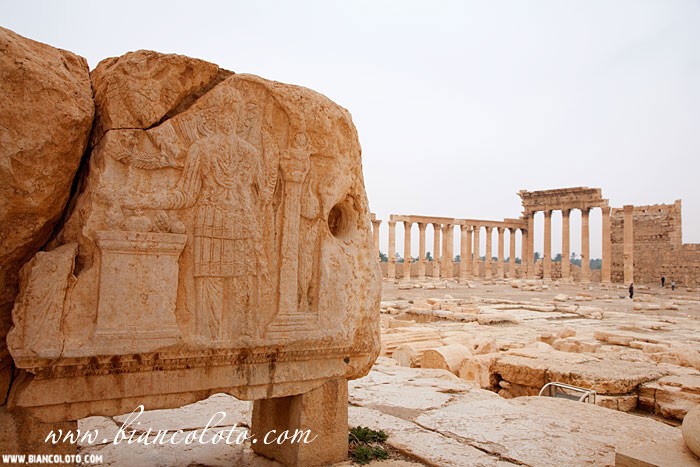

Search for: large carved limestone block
xmin=0 ymin=27 xmax=94 ymax=400
xmin=7 ymin=50 xmax=381 ymax=423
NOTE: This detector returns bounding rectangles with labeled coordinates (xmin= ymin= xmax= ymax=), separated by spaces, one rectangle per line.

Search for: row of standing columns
xmin=378 ymin=221 xmax=528 ymax=281
xmin=372 ymin=208 xmax=613 ymax=283
xmin=523 ymin=206 xmax=611 ymax=283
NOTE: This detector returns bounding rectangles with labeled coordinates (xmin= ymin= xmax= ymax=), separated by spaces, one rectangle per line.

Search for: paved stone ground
xmin=77 ymin=278 xmax=700 ymax=466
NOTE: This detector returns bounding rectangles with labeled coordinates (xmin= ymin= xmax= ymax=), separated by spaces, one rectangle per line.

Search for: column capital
xmin=580 ymin=206 xmax=590 ymax=216
xmin=418 ymin=222 xmax=427 ymax=231
xmin=544 ymin=209 xmax=552 ymax=217
xmin=562 ymin=208 xmax=571 ymax=217
xmin=601 ymin=206 xmax=611 ymax=215
xmin=371 ymin=219 xmax=382 ymax=227
xmin=485 ymin=226 xmax=493 ymax=233
xmin=403 ymin=220 xmax=412 ymax=227
xmin=388 ymin=220 xmax=396 ymax=227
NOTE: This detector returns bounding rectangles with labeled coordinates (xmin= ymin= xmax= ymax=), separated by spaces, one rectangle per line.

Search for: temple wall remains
xmin=610 ymin=201 xmax=700 ymax=286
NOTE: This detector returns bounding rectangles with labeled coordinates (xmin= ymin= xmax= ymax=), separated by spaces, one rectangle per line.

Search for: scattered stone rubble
xmin=380 ymin=278 xmax=700 ymax=424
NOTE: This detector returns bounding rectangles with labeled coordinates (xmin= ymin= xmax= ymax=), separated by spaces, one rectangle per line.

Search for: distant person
xmin=629 ymin=282 xmax=634 ymax=299
xmin=661 ymin=275 xmax=666 ymax=287
xmin=671 ymin=280 xmax=676 ymax=291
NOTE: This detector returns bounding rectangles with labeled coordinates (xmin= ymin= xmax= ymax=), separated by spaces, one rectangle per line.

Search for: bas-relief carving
xmin=8 ymin=73 xmax=379 ymax=389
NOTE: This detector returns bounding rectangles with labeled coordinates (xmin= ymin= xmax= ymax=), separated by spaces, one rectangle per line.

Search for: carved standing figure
xmin=121 ymin=104 xmax=278 ymax=343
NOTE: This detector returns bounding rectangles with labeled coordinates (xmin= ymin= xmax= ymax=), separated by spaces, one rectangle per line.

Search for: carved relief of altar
xmin=93 ymin=230 xmax=186 ymax=351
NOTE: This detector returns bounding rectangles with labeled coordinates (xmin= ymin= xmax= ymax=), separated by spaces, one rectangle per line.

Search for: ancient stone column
xmin=526 ymin=212 xmax=535 ymax=279
xmin=418 ymin=222 xmax=427 ymax=280
xmin=403 ymin=221 xmax=412 ymax=281
xmin=623 ymin=205 xmax=634 ymax=284
xmin=388 ymin=220 xmax=396 ymax=279
xmin=581 ymin=208 xmax=590 ymax=283
xmin=497 ymin=227 xmax=505 ymax=278
xmin=485 ymin=226 xmax=493 ymax=279
xmin=371 ymin=219 xmax=381 ymax=263
xmin=472 ymin=226 xmax=481 ymax=277
xmin=509 ymin=228 xmax=517 ymax=278
xmin=432 ymin=223 xmax=441 ymax=279
xmin=442 ymin=224 xmax=453 ymax=278
xmin=465 ymin=225 xmax=473 ymax=279
xmin=561 ymin=209 xmax=571 ymax=281
xmin=543 ymin=210 xmax=552 ymax=281
xmin=601 ymin=206 xmax=612 ymax=283
xmin=460 ymin=224 xmax=468 ymax=280
xmin=522 ymin=229 xmax=529 ymax=277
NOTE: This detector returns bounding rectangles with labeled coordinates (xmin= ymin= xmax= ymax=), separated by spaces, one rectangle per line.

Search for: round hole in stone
xmin=327 ymin=196 xmax=357 ymax=240
xmin=328 ymin=205 xmax=345 ymax=237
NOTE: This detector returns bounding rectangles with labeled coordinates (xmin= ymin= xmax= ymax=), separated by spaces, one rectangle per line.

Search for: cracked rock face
xmin=0 ymin=27 xmax=94 ymax=400
xmin=7 ymin=49 xmax=380 ymax=418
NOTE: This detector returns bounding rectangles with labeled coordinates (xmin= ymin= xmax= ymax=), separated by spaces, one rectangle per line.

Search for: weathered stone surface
xmin=0 ymin=26 xmax=94 ymax=397
xmin=6 ymin=48 xmax=379 ymax=466
xmin=421 ymin=344 xmax=471 ymax=374
xmin=90 ymin=50 xmax=230 ymax=145
xmin=350 ymin=357 xmax=690 ymax=466
xmin=252 ymin=378 xmax=348 ymax=466
xmin=417 ymin=397 xmax=686 ymax=467
xmin=391 ymin=341 xmax=441 ymax=368
xmin=682 ymin=404 xmax=700 ymax=457
xmin=7 ymin=243 xmax=78 ymax=358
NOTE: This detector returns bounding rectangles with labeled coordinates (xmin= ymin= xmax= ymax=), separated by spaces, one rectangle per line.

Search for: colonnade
xmin=521 ymin=206 xmax=611 ymax=283
xmin=375 ymin=215 xmax=528 ymax=281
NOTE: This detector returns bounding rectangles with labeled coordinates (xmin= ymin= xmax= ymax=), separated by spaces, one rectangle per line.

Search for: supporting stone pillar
xmin=459 ymin=225 xmax=468 ymax=280
xmin=432 ymin=223 xmax=441 ymax=279
xmin=252 ymin=378 xmax=348 ymax=467
xmin=388 ymin=220 xmax=396 ymax=279
xmin=561 ymin=209 xmax=571 ymax=281
xmin=403 ymin=221 xmax=412 ymax=281
xmin=465 ymin=226 xmax=473 ymax=279
xmin=485 ymin=226 xmax=493 ymax=279
xmin=497 ymin=227 xmax=505 ymax=278
xmin=581 ymin=208 xmax=590 ymax=283
xmin=623 ymin=205 xmax=634 ymax=285
xmin=371 ymin=219 xmax=381 ymax=263
xmin=601 ymin=206 xmax=611 ymax=283
xmin=418 ymin=223 xmax=427 ymax=280
xmin=521 ymin=229 xmax=529 ymax=279
xmin=526 ymin=213 xmax=535 ymax=279
xmin=472 ymin=226 xmax=481 ymax=277
xmin=441 ymin=224 xmax=453 ymax=278
xmin=509 ymin=228 xmax=517 ymax=278
xmin=543 ymin=210 xmax=552 ymax=281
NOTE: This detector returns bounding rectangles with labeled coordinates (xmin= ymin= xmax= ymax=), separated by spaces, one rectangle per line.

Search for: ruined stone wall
xmin=662 ymin=244 xmax=700 ymax=288
xmin=610 ymin=201 xmax=698 ymax=285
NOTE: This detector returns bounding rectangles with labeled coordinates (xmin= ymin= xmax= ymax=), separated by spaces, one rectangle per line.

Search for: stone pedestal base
xmin=0 ymin=406 xmax=78 ymax=455
xmin=251 ymin=378 xmax=348 ymax=466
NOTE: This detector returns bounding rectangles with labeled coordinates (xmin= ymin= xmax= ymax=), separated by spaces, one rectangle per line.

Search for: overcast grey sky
xmin=5 ymin=0 xmax=699 ymax=259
